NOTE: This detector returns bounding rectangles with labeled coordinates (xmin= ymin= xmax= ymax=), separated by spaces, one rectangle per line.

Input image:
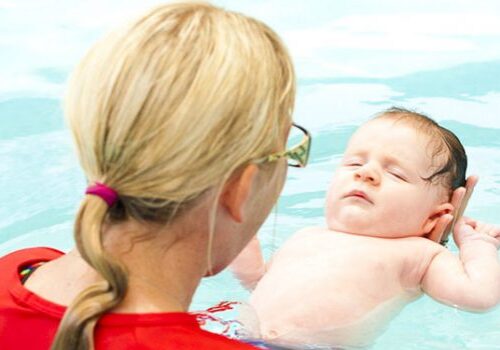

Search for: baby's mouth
xmin=344 ymin=190 xmax=373 ymax=204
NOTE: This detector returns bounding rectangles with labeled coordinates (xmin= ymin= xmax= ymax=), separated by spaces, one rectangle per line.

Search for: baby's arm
xmin=229 ymin=236 xmax=266 ymax=290
xmin=422 ymin=218 xmax=500 ymax=311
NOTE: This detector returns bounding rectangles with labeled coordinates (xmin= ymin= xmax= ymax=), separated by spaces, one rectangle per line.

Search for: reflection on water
xmin=299 ymin=60 xmax=500 ymax=101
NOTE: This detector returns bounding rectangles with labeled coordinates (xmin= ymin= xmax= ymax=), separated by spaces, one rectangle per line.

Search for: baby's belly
xmin=254 ymin=295 xmax=413 ymax=349
xmin=246 ymin=261 xmax=419 ymax=348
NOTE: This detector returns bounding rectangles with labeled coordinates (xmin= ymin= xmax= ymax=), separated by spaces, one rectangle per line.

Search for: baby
xmin=230 ymin=108 xmax=500 ymax=348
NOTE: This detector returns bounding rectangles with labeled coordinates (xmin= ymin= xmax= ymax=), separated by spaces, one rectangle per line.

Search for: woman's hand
xmin=427 ymin=175 xmax=479 ymax=245
xmin=229 ymin=236 xmax=266 ymax=291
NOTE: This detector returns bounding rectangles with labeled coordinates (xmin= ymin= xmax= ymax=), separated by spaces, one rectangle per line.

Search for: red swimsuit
xmin=0 ymin=247 xmax=257 ymax=350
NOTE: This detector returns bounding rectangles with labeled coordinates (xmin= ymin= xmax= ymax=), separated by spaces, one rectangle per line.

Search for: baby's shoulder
xmin=391 ymin=237 xmax=448 ymax=274
xmin=393 ymin=237 xmax=447 ymax=288
xmin=388 ymin=236 xmax=444 ymax=257
xmin=396 ymin=236 xmax=444 ymax=250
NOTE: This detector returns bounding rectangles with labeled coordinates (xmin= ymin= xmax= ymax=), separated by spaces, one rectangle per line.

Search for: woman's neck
xmin=110 ymin=234 xmax=208 ymax=313
xmin=26 ymin=219 xmax=210 ymax=314
xmin=101 ymin=220 xmax=209 ymax=313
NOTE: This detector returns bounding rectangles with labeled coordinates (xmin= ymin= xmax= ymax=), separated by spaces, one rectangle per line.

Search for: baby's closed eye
xmin=387 ymin=168 xmax=407 ymax=181
xmin=343 ymin=157 xmax=364 ymax=167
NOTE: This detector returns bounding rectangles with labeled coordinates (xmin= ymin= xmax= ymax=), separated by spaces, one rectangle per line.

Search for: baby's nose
xmin=354 ymin=165 xmax=380 ymax=185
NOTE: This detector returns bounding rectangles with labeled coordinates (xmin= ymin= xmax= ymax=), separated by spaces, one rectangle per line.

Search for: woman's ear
xmin=423 ymin=202 xmax=454 ymax=240
xmin=220 ymin=164 xmax=259 ymax=223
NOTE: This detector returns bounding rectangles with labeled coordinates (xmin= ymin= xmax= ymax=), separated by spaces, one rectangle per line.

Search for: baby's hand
xmin=453 ymin=217 xmax=500 ymax=249
xmin=426 ymin=216 xmax=500 ymax=311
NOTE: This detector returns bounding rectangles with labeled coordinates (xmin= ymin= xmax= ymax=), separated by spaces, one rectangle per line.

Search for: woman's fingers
xmin=445 ymin=176 xmax=479 ymax=242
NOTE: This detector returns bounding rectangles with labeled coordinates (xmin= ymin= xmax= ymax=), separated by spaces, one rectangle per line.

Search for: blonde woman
xmin=0 ymin=3 xmax=310 ymax=349
xmin=0 ymin=3 xmax=474 ymax=350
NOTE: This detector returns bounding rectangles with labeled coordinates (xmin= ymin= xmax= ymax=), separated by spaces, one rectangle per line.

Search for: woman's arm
xmin=229 ymin=236 xmax=266 ymax=290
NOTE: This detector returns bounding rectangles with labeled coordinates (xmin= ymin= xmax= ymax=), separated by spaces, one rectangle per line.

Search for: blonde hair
xmin=52 ymin=2 xmax=295 ymax=349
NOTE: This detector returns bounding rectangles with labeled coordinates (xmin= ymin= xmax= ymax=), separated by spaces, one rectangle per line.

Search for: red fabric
xmin=0 ymin=247 xmax=256 ymax=350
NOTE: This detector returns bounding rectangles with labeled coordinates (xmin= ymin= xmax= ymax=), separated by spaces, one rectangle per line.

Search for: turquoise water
xmin=1 ymin=1 xmax=500 ymax=349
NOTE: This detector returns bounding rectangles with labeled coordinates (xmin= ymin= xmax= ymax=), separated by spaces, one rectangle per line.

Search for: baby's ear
xmin=423 ymin=203 xmax=454 ymax=240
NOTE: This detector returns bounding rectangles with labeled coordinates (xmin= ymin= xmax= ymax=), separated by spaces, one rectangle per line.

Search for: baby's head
xmin=325 ymin=107 xmax=467 ymax=238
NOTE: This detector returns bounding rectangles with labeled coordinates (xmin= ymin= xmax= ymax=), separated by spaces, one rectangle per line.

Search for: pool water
xmin=1 ymin=1 xmax=500 ymax=349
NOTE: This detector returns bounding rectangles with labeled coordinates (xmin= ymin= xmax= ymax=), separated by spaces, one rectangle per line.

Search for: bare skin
xmin=23 ymin=159 xmax=287 ymax=314
xmin=231 ymin=120 xmax=500 ymax=348
xmin=244 ymin=220 xmax=500 ymax=347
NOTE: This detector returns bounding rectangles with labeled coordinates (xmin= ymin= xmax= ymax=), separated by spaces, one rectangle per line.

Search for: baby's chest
xmin=276 ymin=243 xmax=403 ymax=283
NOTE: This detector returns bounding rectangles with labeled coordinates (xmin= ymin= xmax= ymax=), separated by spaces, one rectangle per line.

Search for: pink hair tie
xmin=85 ymin=182 xmax=119 ymax=207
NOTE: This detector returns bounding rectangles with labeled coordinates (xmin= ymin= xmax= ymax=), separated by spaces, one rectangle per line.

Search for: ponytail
xmin=51 ymin=197 xmax=128 ymax=350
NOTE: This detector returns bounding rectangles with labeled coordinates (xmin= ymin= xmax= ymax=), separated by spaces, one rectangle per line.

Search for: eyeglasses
xmin=255 ymin=123 xmax=311 ymax=168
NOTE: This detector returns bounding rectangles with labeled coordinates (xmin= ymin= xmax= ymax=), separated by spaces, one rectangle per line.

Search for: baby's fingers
xmin=455 ymin=218 xmax=500 ymax=249
xmin=474 ymin=221 xmax=500 ymax=236
xmin=486 ymin=224 xmax=500 ymax=239
xmin=462 ymin=216 xmax=477 ymax=229
xmin=453 ymin=218 xmax=476 ymax=244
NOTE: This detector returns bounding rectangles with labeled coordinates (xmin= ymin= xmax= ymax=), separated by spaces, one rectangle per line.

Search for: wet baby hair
xmin=375 ymin=107 xmax=467 ymax=193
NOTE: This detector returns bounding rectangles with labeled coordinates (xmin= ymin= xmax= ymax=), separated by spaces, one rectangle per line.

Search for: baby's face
xmin=325 ymin=118 xmax=451 ymax=238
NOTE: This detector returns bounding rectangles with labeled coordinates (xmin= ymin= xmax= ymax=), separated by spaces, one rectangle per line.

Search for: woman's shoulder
xmin=0 ymin=247 xmax=63 ymax=280
xmin=97 ymin=312 xmax=257 ymax=349
xmin=101 ymin=331 xmax=257 ymax=350
xmin=0 ymin=247 xmax=64 ymax=265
